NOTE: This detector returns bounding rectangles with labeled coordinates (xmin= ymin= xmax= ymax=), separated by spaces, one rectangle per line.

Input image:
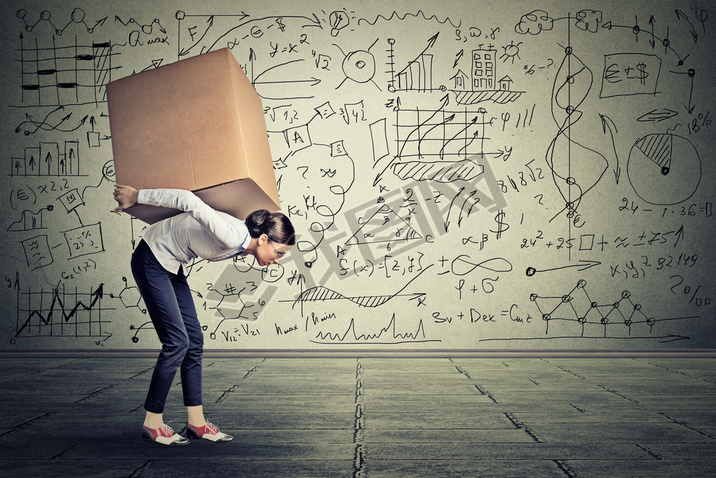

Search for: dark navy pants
xmin=131 ymin=240 xmax=203 ymax=413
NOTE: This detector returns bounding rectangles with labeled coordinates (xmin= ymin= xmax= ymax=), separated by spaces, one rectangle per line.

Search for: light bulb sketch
xmin=329 ymin=10 xmax=350 ymax=37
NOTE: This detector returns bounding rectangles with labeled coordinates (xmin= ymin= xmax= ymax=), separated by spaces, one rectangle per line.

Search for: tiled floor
xmin=1 ymin=356 xmax=715 ymax=477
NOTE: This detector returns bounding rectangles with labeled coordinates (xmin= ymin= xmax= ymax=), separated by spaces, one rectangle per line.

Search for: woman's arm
xmin=113 ymin=185 xmax=246 ymax=250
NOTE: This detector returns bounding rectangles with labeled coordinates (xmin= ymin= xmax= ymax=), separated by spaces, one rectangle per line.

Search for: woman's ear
xmin=259 ymin=233 xmax=269 ymax=245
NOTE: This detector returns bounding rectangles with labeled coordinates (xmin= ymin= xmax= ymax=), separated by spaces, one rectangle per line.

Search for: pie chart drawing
xmin=627 ymin=133 xmax=701 ymax=205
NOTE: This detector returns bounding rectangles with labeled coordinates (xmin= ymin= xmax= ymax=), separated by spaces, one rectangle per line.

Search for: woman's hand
xmin=113 ymin=184 xmax=139 ymax=213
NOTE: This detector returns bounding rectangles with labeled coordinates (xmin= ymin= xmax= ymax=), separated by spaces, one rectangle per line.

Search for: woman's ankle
xmin=186 ymin=405 xmax=206 ymax=428
xmin=144 ymin=411 xmax=164 ymax=429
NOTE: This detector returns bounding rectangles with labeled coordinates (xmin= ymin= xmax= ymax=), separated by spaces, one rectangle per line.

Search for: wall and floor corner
xmin=1 ymin=0 xmax=714 ymax=356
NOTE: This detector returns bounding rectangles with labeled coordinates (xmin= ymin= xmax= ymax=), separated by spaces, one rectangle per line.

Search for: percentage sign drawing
xmin=690 ymin=111 xmax=711 ymax=134
xmin=685 ymin=285 xmax=712 ymax=307
xmin=700 ymin=111 xmax=711 ymax=128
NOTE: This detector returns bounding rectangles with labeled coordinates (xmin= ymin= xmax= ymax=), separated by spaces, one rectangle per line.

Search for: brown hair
xmin=245 ymin=210 xmax=296 ymax=245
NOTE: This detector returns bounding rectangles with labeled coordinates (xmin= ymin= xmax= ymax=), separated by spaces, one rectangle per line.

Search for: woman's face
xmin=254 ymin=234 xmax=292 ymax=267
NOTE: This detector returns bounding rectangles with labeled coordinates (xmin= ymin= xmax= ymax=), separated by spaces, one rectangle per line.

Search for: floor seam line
xmin=353 ymin=358 xmax=366 ymax=478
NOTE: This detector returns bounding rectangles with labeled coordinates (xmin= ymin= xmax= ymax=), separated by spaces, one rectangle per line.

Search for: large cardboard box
xmin=107 ymin=48 xmax=280 ymax=224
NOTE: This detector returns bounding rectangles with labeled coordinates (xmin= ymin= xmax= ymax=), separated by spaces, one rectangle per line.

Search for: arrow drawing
xmin=637 ymin=108 xmax=678 ymax=122
xmin=525 ymin=260 xmax=601 ymax=276
xmin=599 ymin=114 xmax=621 ymax=184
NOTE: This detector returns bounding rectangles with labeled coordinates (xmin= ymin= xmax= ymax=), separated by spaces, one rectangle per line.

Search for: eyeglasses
xmin=268 ymin=240 xmax=286 ymax=260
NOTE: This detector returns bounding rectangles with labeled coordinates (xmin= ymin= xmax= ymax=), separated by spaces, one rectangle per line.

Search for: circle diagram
xmin=627 ymin=133 xmax=701 ymax=205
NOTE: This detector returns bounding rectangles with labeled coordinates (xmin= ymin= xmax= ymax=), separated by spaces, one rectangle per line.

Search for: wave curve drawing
xmin=358 ymin=10 xmax=461 ymax=29
xmin=291 ymin=264 xmax=432 ymax=313
xmin=311 ymin=314 xmax=440 ymax=345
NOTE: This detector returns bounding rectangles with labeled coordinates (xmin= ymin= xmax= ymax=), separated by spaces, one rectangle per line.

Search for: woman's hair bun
xmin=245 ymin=209 xmax=295 ymax=245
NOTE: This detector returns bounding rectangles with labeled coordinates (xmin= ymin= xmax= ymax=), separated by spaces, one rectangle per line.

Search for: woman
xmin=113 ymin=185 xmax=295 ymax=446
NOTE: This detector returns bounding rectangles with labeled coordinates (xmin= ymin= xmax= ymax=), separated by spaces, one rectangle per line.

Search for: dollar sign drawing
xmin=635 ymin=62 xmax=648 ymax=85
xmin=490 ymin=209 xmax=509 ymax=239
xmin=275 ymin=18 xmax=286 ymax=32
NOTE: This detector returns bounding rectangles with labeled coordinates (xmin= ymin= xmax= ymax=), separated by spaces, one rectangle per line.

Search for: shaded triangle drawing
xmin=345 ymin=203 xmax=422 ymax=245
xmin=635 ymin=133 xmax=672 ymax=169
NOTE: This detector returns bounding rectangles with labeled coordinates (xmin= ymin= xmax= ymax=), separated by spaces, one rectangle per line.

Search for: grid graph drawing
xmin=18 ymin=35 xmax=119 ymax=107
xmin=394 ymin=107 xmax=493 ymax=161
xmin=14 ymin=284 xmax=111 ymax=341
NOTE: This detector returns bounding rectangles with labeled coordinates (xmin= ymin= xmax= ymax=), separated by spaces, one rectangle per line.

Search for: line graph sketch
xmin=13 ymin=283 xmax=111 ymax=342
xmin=395 ymin=104 xmax=493 ymax=161
xmin=311 ymin=314 xmax=440 ymax=345
xmin=16 ymin=8 xmax=107 ymax=35
xmin=7 ymin=206 xmax=51 ymax=232
xmin=530 ymin=279 xmax=697 ymax=340
xmin=374 ymin=100 xmax=495 ymax=187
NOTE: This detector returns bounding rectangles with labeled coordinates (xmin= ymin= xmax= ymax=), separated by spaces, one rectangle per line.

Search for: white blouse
xmin=138 ymin=189 xmax=251 ymax=274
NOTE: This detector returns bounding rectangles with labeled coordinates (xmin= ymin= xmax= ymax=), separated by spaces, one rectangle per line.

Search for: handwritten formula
xmin=0 ymin=0 xmax=714 ymax=351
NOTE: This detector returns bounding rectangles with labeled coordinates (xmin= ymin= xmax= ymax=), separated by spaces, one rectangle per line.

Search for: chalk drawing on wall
xmin=627 ymin=133 xmax=701 ymax=205
xmin=12 ymin=283 xmax=111 ymax=344
xmin=1 ymin=1 xmax=714 ymax=351
xmin=530 ymin=279 xmax=698 ymax=341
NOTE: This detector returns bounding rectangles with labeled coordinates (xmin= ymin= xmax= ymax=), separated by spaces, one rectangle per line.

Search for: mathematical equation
xmin=1 ymin=1 xmax=714 ymax=351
